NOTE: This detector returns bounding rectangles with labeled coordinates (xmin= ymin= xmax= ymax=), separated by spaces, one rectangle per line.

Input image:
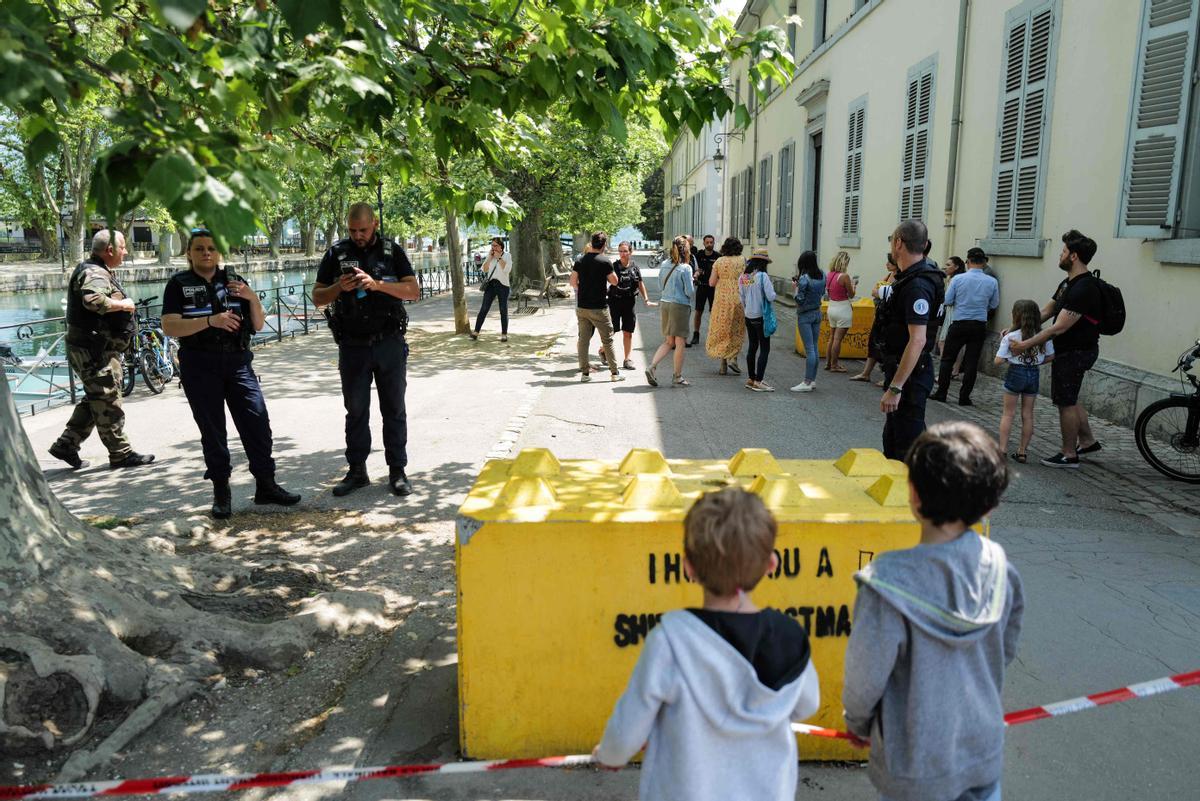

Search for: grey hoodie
xmin=843 ymin=531 xmax=1023 ymax=801
xmin=596 ymin=609 xmax=820 ymax=801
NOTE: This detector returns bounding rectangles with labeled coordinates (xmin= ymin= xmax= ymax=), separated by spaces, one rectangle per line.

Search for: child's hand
xmin=590 ymin=745 xmax=622 ymax=771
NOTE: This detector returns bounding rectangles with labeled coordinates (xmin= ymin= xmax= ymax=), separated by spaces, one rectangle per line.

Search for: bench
xmin=516 ymin=275 xmax=552 ymax=312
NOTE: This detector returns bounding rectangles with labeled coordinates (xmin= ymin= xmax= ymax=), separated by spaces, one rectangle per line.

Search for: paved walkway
xmin=18 ymin=274 xmax=1200 ymax=800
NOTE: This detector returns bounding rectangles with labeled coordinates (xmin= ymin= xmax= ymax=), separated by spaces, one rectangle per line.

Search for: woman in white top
xmin=471 ymin=237 xmax=511 ymax=342
xmin=995 ymin=298 xmax=1055 ymax=463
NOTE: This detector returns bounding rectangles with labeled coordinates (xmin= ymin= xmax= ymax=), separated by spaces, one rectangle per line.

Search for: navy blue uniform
xmin=316 ymin=236 xmax=415 ymax=469
xmin=876 ymin=260 xmax=944 ymax=460
xmin=162 ymin=267 xmax=275 ymax=481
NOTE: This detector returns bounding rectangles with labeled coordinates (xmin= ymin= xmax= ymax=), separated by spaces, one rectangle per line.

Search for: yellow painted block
xmin=510 ymin=447 xmax=561 ymax=477
xmin=795 ymin=298 xmax=876 ymax=359
xmin=457 ymin=448 xmax=922 ymax=762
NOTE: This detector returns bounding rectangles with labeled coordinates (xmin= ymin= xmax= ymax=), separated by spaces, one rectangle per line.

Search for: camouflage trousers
xmin=53 ymin=344 xmax=132 ymax=461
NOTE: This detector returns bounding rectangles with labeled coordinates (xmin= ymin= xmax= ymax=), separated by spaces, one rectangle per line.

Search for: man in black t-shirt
xmin=877 ymin=219 xmax=944 ymax=460
xmin=691 ymin=234 xmax=717 ymax=345
xmin=1011 ymin=230 xmax=1103 ymax=469
xmin=570 ymin=230 xmax=623 ymax=382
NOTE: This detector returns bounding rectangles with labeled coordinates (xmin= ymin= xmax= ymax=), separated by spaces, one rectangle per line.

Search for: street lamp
xmin=58 ymin=198 xmax=74 ymax=273
xmin=350 ymin=160 xmax=385 ymax=236
xmin=711 ymin=131 xmax=745 ymax=175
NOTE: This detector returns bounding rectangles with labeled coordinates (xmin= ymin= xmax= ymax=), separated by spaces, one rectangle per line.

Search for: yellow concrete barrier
xmin=795 ymin=297 xmax=876 ymax=359
xmin=456 ymin=447 xmax=927 ymax=761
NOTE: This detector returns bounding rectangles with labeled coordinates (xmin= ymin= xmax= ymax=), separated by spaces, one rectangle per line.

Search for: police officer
xmin=160 ymin=229 xmax=300 ymax=518
xmin=876 ymin=219 xmax=944 ymax=460
xmin=49 ymin=229 xmax=155 ymax=470
xmin=312 ymin=203 xmax=419 ymax=497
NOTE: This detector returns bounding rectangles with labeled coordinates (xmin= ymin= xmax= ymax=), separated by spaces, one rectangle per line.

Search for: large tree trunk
xmin=157 ymin=229 xmax=173 ymax=266
xmin=512 ymin=206 xmax=545 ymax=287
xmin=32 ymin=221 xmax=60 ymax=265
xmin=301 ymin=223 xmax=317 ymax=257
xmin=268 ymin=221 xmax=283 ymax=259
xmin=0 ymin=379 xmax=381 ymax=779
xmin=441 ymin=194 xmax=469 ymax=333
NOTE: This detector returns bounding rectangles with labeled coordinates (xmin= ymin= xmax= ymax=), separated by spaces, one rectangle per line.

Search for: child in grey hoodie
xmin=594 ymin=487 xmax=820 ymax=801
xmin=844 ymin=421 xmax=1024 ymax=801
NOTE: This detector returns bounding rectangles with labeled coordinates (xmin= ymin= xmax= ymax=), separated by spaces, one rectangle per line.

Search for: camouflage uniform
xmin=51 ymin=256 xmax=136 ymax=462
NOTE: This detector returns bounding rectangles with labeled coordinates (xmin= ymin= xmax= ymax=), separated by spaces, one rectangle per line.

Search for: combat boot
xmin=110 ymin=451 xmax=155 ymax=469
xmin=48 ymin=442 xmax=83 ymax=469
xmin=255 ymin=477 xmax=301 ymax=506
xmin=332 ymin=463 xmax=369 ymax=497
xmin=389 ymin=467 xmax=412 ymax=497
xmin=211 ymin=479 xmax=232 ymax=520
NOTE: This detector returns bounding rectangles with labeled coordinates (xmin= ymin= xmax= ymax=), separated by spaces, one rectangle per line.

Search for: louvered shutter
xmin=991 ymin=3 xmax=1056 ymax=239
xmin=899 ymin=59 xmax=936 ymax=222
xmin=843 ymin=99 xmax=867 ymax=236
xmin=777 ymin=144 xmax=796 ymax=239
xmin=743 ymin=166 xmax=755 ymax=240
xmin=1118 ymin=0 xmax=1199 ymax=237
xmin=759 ymin=156 xmax=773 ymax=240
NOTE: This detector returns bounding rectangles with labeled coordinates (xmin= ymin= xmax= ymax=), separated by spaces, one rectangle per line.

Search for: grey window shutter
xmin=843 ymin=99 xmax=867 ymax=236
xmin=899 ymin=59 xmax=936 ymax=222
xmin=1118 ymin=0 xmax=1200 ymax=238
xmin=777 ymin=146 xmax=789 ymax=238
xmin=759 ymin=156 xmax=773 ymax=239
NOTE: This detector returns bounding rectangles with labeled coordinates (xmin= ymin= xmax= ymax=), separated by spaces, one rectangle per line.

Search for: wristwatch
xmin=887 ymin=385 xmax=903 ymax=395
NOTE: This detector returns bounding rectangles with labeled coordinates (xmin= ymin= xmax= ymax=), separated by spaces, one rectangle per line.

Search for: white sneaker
xmin=790 ymin=382 xmax=814 ymax=393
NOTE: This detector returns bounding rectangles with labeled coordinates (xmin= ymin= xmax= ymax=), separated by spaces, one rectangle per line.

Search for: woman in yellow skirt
xmin=704 ymin=237 xmax=746 ymax=374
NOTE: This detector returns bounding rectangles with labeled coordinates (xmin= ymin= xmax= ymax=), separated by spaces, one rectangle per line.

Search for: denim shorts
xmin=1003 ymin=363 xmax=1040 ymax=396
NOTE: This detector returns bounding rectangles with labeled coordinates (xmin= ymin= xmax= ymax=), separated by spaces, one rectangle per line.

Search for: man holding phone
xmin=313 ymin=203 xmax=420 ymax=498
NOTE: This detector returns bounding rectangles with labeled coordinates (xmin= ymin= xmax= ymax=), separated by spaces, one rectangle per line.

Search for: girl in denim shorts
xmin=995 ymin=299 xmax=1055 ymax=463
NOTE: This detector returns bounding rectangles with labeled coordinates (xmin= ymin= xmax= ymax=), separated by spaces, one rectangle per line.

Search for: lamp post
xmin=350 ymin=160 xmax=385 ymax=236
xmin=58 ymin=199 xmax=74 ymax=273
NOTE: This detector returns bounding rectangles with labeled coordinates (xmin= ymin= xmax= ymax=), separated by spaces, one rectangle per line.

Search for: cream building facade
xmin=664 ymin=0 xmax=1200 ymax=425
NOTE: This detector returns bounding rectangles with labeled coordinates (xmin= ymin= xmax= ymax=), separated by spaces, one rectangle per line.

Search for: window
xmin=989 ymin=1 xmax=1058 ymax=245
xmin=899 ymin=56 xmax=937 ymax=222
xmin=741 ymin=166 xmax=754 ymax=241
xmin=1118 ymin=0 xmax=1200 ymax=239
xmin=730 ymin=172 xmax=741 ymax=241
xmin=814 ymin=0 xmax=828 ymax=46
xmin=757 ymin=156 xmax=773 ymax=242
xmin=777 ymin=143 xmax=796 ymax=240
xmin=842 ymin=97 xmax=867 ymax=242
xmin=788 ymin=2 xmax=798 ymax=61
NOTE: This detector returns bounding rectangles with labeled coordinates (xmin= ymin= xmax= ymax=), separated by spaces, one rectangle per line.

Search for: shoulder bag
xmin=760 ymin=273 xmax=777 ymax=337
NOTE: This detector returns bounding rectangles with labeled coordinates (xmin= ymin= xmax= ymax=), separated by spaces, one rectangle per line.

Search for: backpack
xmin=1089 ymin=270 xmax=1126 ymax=336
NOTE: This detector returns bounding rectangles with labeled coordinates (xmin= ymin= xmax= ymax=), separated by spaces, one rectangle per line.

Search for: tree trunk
xmin=0 ymin=378 xmax=381 ymax=777
xmin=268 ymin=222 xmax=283 ymax=259
xmin=32 ymin=222 xmax=60 ymax=265
xmin=301 ymin=224 xmax=317 ymax=257
xmin=175 ymin=227 xmax=189 ymax=257
xmin=512 ymin=206 xmax=545 ymax=287
xmin=322 ymin=222 xmax=337 ymax=251
xmin=573 ymin=232 xmax=588 ymax=255
xmin=157 ymin=229 xmax=173 ymax=266
xmin=444 ymin=207 xmax=469 ymax=334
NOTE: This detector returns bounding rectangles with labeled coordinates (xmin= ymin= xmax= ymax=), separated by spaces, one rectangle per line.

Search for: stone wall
xmin=0 ymin=257 xmax=323 ymax=294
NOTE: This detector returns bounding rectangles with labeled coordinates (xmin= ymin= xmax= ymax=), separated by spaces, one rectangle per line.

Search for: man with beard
xmin=1009 ymin=230 xmax=1103 ymax=469
xmin=690 ymin=234 xmax=718 ymax=346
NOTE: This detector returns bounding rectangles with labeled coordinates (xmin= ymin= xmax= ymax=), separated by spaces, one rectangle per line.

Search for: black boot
xmin=389 ymin=467 xmax=412 ymax=497
xmin=332 ymin=464 xmax=369 ymax=497
xmin=211 ymin=479 xmax=232 ymax=520
xmin=255 ymin=477 xmax=301 ymax=506
xmin=48 ymin=442 xmax=83 ymax=469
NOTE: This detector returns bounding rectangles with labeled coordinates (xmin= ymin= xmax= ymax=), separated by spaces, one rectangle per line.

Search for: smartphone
xmin=340 ymin=263 xmax=356 ymax=275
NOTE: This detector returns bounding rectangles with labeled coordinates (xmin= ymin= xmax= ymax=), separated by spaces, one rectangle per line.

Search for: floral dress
xmin=705 ymin=256 xmax=746 ymax=360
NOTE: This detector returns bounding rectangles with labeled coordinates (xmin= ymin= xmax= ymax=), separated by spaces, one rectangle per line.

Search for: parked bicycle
xmin=1134 ymin=338 xmax=1200 ymax=484
xmin=121 ymin=297 xmax=179 ymax=396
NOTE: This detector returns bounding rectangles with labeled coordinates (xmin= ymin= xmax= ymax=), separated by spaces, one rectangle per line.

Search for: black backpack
xmin=1090 ymin=270 xmax=1126 ymax=336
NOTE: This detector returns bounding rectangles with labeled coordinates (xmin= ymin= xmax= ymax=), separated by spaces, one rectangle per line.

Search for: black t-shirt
xmin=573 ymin=252 xmax=614 ymax=309
xmin=1051 ymin=273 xmax=1102 ymax=352
xmin=607 ymin=261 xmax=643 ymax=300
xmin=878 ymin=260 xmax=943 ymax=359
xmin=687 ymin=608 xmax=811 ymax=691
xmin=161 ymin=267 xmax=250 ymax=351
xmin=694 ymin=249 xmax=718 ymax=284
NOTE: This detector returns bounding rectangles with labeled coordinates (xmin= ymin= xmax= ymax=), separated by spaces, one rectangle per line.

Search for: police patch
xmin=913 ymin=298 xmax=930 ymax=315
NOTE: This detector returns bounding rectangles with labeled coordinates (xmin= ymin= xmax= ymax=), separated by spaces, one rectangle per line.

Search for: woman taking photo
xmin=160 ymin=229 xmax=300 ymax=519
xmin=739 ymin=248 xmax=777 ymax=392
xmin=470 ymin=237 xmax=511 ymax=342
xmin=645 ymin=235 xmax=694 ymax=387
xmin=824 ymin=250 xmax=856 ymax=372
xmin=704 ymin=237 xmax=746 ymax=375
xmin=790 ymin=250 xmax=823 ymax=392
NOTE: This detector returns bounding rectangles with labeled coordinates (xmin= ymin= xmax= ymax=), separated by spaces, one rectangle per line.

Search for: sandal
xmin=830 ymin=365 xmax=848 ymax=373
xmin=849 ymin=374 xmax=870 ymax=382
xmin=727 ymin=362 xmax=741 ymax=375
xmin=719 ymin=360 xmax=728 ymax=376
xmin=1011 ymin=452 xmax=1027 ymax=464
xmin=672 ymin=376 xmax=690 ymax=387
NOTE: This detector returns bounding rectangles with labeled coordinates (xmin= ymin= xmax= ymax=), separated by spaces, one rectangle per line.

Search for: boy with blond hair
xmin=594 ymin=487 xmax=820 ymax=801
xmin=844 ymin=421 xmax=1024 ymax=801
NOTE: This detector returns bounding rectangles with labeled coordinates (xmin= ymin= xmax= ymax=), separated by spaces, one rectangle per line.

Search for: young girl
xmin=995 ymin=299 xmax=1055 ymax=463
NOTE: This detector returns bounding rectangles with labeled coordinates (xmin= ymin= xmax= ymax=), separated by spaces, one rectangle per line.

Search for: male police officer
xmin=49 ymin=229 xmax=155 ymax=470
xmin=313 ymin=203 xmax=419 ymax=496
xmin=876 ymin=219 xmax=944 ymax=460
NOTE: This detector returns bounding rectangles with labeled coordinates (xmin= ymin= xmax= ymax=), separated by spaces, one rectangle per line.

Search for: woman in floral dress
xmin=704 ymin=237 xmax=746 ymax=374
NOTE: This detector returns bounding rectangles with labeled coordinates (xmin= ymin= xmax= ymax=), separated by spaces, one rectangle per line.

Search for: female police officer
xmin=161 ymin=229 xmax=300 ymax=519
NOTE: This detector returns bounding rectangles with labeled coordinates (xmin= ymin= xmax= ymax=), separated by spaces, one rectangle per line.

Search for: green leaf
xmin=278 ymin=0 xmax=342 ymax=39
xmin=144 ymin=152 xmax=199 ymax=207
xmin=18 ymin=115 xmax=59 ymax=165
xmin=152 ymin=0 xmax=207 ymax=31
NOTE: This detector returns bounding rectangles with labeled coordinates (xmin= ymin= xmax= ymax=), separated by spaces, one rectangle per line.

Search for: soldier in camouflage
xmin=48 ymin=230 xmax=155 ymax=470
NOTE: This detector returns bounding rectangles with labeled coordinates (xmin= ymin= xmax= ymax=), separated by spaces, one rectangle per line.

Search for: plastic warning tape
xmin=2 ymin=670 xmax=1195 ymax=799
xmin=792 ymin=668 xmax=1200 ymax=745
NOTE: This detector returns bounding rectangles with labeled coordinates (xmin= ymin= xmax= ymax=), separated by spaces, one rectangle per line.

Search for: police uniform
xmin=875 ymin=259 xmax=944 ymax=460
xmin=162 ymin=266 xmax=278 ymax=485
xmin=316 ymin=236 xmax=415 ymax=477
xmin=50 ymin=255 xmax=143 ymax=467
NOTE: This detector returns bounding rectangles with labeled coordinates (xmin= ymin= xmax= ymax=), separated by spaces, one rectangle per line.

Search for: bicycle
xmin=1134 ymin=338 xmax=1200 ymax=484
xmin=123 ymin=297 xmax=179 ymax=395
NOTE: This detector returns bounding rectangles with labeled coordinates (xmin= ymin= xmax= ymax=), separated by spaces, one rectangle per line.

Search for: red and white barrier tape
xmin=2 ymin=669 xmax=1195 ymax=800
